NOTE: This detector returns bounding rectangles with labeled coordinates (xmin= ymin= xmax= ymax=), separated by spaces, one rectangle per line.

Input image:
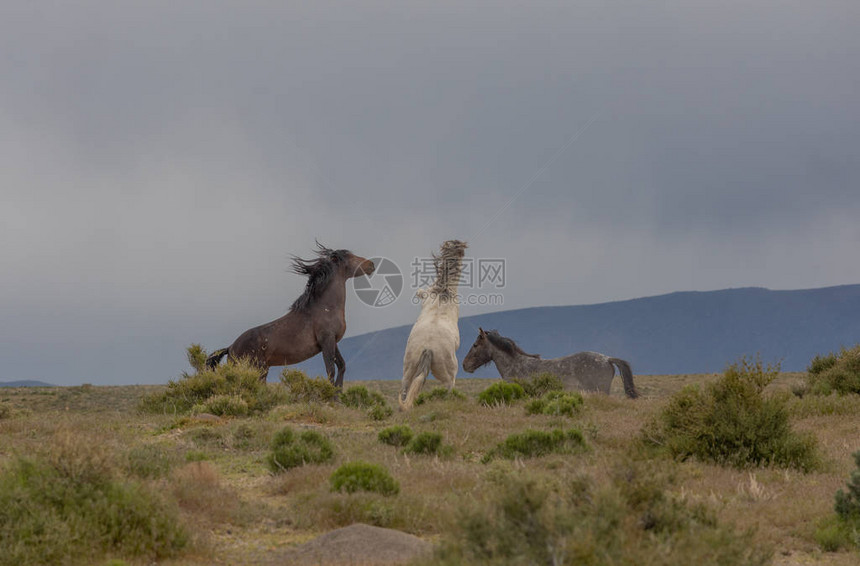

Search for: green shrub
xmin=482 ymin=428 xmax=587 ymax=462
xmin=329 ymin=461 xmax=400 ymax=496
xmin=192 ymin=394 xmax=250 ymax=417
xmin=478 ymin=382 xmax=525 ymax=406
xmin=0 ymin=453 xmax=186 ymax=566
xmin=267 ymin=427 xmax=335 ymax=473
xmin=404 ymin=431 xmax=445 ymax=456
xmin=426 ymin=462 xmax=770 ymax=566
xmin=806 ymin=345 xmax=860 ymax=395
xmin=185 ymin=343 xmax=208 ymax=373
xmin=835 ymin=451 xmax=860 ymax=523
xmin=378 ymin=425 xmax=414 ymax=447
xmin=525 ymin=391 xmax=584 ymax=417
xmin=415 ymin=387 xmax=467 ymax=406
xmin=139 ymin=347 xmax=285 ymax=415
xmin=511 ymin=372 xmax=565 ymax=398
xmin=340 ymin=385 xmax=393 ymax=420
xmin=368 ymin=403 xmax=394 ymax=421
xmin=280 ymin=369 xmax=339 ymax=403
xmin=814 ymin=515 xmax=857 ymax=552
xmin=642 ymin=356 xmax=819 ymax=471
xmin=808 ymin=352 xmax=839 ymax=375
xmin=340 ymin=385 xmax=383 ymax=409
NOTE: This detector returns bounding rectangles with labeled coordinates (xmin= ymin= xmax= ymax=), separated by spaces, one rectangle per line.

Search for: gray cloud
xmin=1 ymin=1 xmax=858 ymax=384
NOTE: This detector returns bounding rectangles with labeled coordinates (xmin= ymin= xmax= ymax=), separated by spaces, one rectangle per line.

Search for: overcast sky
xmin=2 ymin=1 xmax=858 ymax=385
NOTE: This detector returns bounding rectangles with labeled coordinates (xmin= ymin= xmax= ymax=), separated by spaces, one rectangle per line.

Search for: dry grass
xmin=0 ymin=373 xmax=858 ymax=565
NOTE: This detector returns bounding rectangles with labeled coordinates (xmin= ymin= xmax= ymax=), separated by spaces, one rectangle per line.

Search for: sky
xmin=1 ymin=1 xmax=858 ymax=385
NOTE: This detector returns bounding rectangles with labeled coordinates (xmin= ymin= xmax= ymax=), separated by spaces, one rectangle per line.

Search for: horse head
xmin=462 ymin=327 xmax=492 ymax=373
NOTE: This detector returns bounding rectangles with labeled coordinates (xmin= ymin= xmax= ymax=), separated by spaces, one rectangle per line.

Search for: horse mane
xmin=485 ymin=330 xmax=541 ymax=359
xmin=290 ymin=242 xmax=352 ymax=312
xmin=430 ymin=239 xmax=468 ymax=296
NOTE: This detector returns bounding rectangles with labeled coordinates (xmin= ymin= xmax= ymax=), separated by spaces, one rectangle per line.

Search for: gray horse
xmin=462 ymin=328 xmax=639 ymax=398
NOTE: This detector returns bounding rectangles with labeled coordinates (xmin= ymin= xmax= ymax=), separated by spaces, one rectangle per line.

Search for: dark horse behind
xmin=462 ymin=328 xmax=638 ymax=398
xmin=205 ymin=243 xmax=375 ymax=386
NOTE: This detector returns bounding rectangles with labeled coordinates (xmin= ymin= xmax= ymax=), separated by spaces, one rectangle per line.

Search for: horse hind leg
xmin=399 ymin=349 xmax=432 ymax=411
xmin=432 ymin=352 xmax=459 ymax=392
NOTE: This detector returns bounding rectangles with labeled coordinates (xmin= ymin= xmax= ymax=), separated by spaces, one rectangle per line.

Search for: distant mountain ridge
xmin=0 ymin=380 xmax=55 ymax=388
xmin=293 ymin=284 xmax=860 ymax=381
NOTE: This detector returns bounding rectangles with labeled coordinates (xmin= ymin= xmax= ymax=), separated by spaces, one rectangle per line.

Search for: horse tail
xmin=205 ymin=348 xmax=229 ymax=370
xmin=399 ymin=349 xmax=433 ymax=411
xmin=609 ymin=357 xmax=639 ymax=399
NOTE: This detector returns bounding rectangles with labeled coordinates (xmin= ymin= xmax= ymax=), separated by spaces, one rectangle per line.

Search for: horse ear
xmin=479 ymin=327 xmax=485 ymax=335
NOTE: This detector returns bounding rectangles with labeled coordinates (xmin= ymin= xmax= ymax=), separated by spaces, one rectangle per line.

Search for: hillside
xmin=0 ymin=380 xmax=55 ymax=388
xmin=294 ymin=284 xmax=860 ymax=381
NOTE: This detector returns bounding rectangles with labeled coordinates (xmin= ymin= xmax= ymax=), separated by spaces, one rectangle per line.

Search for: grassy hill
xmin=296 ymin=284 xmax=860 ymax=381
xmin=0 ymin=374 xmax=858 ymax=565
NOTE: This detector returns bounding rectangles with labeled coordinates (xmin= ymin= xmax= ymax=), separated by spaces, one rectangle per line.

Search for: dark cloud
xmin=1 ymin=1 xmax=858 ymax=384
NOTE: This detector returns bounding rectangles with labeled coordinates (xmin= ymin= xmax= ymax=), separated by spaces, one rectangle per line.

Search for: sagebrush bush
xmin=339 ymin=385 xmax=393 ymax=420
xmin=340 ymin=385 xmax=383 ymax=408
xmin=415 ymin=387 xmax=467 ymax=406
xmin=378 ymin=425 xmax=414 ymax=447
xmin=482 ymin=428 xmax=587 ymax=462
xmin=186 ymin=343 xmax=208 ymax=373
xmin=525 ymin=390 xmax=584 ymax=417
xmin=424 ymin=462 xmax=771 ymax=566
xmin=192 ymin=394 xmax=250 ymax=417
xmin=404 ymin=431 xmax=446 ymax=456
xmin=835 ymin=451 xmax=860 ymax=523
xmin=806 ymin=345 xmax=860 ymax=395
xmin=368 ymin=403 xmax=394 ymax=421
xmin=329 ymin=461 xmax=400 ymax=496
xmin=139 ymin=346 xmax=285 ymax=415
xmin=0 ymin=443 xmax=186 ymax=565
xmin=814 ymin=448 xmax=860 ymax=554
xmin=267 ymin=427 xmax=334 ymax=473
xmin=512 ymin=372 xmax=565 ymax=398
xmin=280 ymin=368 xmax=339 ymax=403
xmin=478 ymin=382 xmax=525 ymax=406
xmin=814 ymin=448 xmax=860 ymax=551
xmin=642 ymin=356 xmax=819 ymax=471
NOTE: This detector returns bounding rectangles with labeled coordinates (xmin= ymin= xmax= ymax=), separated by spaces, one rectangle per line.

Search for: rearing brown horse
xmin=205 ymin=243 xmax=375 ymax=386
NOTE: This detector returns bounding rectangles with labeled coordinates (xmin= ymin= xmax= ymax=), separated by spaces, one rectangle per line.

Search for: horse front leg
xmin=319 ymin=333 xmax=338 ymax=387
xmin=334 ymin=346 xmax=346 ymax=388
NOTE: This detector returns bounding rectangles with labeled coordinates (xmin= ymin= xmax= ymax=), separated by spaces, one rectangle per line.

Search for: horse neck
xmin=490 ymin=347 xmax=540 ymax=380
xmin=417 ymin=294 xmax=459 ymax=323
xmin=316 ymin=272 xmax=348 ymax=310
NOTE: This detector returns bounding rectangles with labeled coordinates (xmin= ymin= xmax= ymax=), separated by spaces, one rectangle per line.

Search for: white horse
xmin=399 ymin=240 xmax=468 ymax=410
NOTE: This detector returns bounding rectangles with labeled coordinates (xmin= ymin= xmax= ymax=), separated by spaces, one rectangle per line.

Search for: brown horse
xmin=205 ymin=243 xmax=375 ymax=386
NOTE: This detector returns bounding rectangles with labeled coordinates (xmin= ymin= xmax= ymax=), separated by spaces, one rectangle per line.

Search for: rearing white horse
xmin=399 ymin=240 xmax=468 ymax=410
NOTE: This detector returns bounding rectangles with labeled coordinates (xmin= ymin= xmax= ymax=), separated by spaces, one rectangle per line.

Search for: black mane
xmin=485 ymin=330 xmax=541 ymax=359
xmin=290 ymin=243 xmax=352 ymax=312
